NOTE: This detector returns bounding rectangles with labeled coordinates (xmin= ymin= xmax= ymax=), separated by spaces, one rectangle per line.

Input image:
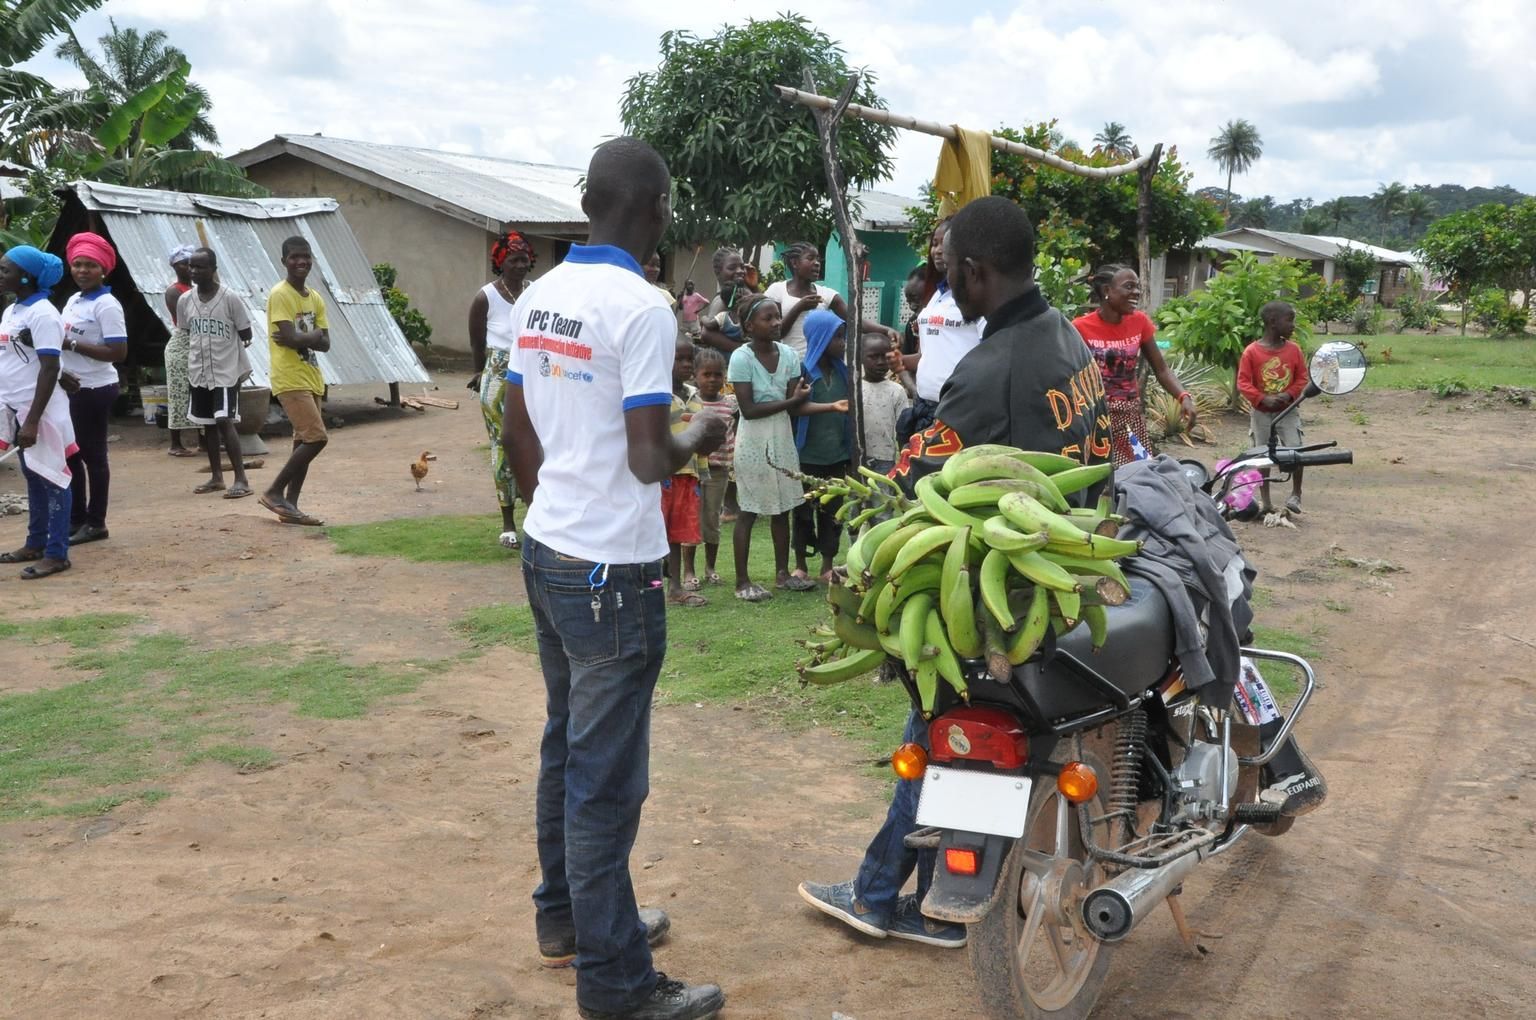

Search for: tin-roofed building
xmin=48 ymin=180 xmax=429 ymax=396
xmin=231 ymin=134 xmax=590 ymax=352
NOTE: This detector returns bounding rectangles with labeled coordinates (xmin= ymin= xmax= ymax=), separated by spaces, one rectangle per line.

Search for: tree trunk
xmin=1136 ymin=145 xmax=1164 ymax=306
xmin=1224 ymin=166 xmax=1234 ymax=217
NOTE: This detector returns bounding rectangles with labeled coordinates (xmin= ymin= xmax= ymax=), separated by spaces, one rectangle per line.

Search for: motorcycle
xmin=893 ymin=342 xmax=1364 ymax=1019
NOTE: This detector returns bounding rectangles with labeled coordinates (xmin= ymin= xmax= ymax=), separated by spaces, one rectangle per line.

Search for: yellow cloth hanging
xmin=933 ymin=126 xmax=994 ymax=217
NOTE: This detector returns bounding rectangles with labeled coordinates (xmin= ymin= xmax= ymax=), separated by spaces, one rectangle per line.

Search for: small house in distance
xmin=231 ymin=135 xmax=590 ymax=352
xmin=1210 ymin=228 xmax=1421 ymax=305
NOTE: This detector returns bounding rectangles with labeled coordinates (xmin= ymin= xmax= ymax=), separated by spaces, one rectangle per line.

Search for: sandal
xmin=223 ymin=484 xmax=255 ymax=499
xmin=668 ymin=591 xmax=708 ymax=607
xmin=682 ymin=576 xmax=701 ymax=592
xmin=498 ymin=531 xmax=520 ymax=550
xmin=194 ymin=480 xmax=226 ymax=494
xmin=1284 ymin=495 xmax=1303 ymax=515
xmin=777 ymin=574 xmax=817 ymax=592
xmin=704 ymin=571 xmax=723 ymax=586
xmin=0 ymin=547 xmax=43 ymax=563
xmin=735 ymin=584 xmax=773 ymax=603
xmin=20 ymin=559 xmax=71 ymax=580
xmin=167 ymin=447 xmax=200 ymax=458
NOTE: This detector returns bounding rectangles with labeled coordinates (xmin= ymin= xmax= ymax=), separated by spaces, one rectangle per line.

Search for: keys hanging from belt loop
xmin=588 ymin=563 xmax=610 ymax=622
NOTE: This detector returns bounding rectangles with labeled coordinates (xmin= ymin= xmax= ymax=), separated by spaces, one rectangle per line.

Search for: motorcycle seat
xmin=1011 ymin=575 xmax=1174 ymax=723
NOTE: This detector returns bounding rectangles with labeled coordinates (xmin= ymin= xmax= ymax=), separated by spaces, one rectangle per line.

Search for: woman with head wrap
xmin=0 ymin=246 xmax=78 ymax=578
xmin=163 ymin=243 xmax=199 ymax=456
xmin=789 ymin=308 xmax=852 ymax=584
xmin=467 ymin=229 xmax=535 ymax=547
xmin=58 ymin=231 xmax=127 ymax=544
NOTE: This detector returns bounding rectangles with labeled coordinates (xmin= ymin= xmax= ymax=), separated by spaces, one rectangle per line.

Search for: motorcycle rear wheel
xmin=967 ymin=750 xmax=1117 ymax=1020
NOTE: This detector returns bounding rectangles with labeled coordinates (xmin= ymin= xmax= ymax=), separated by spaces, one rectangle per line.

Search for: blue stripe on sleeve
xmin=103 ymin=336 xmax=128 ymax=343
xmin=505 ymin=369 xmax=523 ymax=385
xmin=621 ymin=392 xmax=672 ymax=411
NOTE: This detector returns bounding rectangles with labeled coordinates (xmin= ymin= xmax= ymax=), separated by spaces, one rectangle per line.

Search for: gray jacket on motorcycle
xmin=1114 ymin=456 xmax=1256 ymax=697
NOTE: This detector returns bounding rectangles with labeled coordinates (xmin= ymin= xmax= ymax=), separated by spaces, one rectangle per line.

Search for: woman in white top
xmin=59 ymin=232 xmax=127 ymax=545
xmin=765 ymin=242 xmax=898 ymax=359
xmin=467 ymin=230 xmax=534 ymax=548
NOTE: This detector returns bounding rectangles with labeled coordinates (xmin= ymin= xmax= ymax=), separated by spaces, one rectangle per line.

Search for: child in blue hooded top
xmin=790 ymin=308 xmax=852 ymax=583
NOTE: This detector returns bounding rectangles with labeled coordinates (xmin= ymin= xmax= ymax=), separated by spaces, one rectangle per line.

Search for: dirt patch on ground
xmin=2 ymin=382 xmax=1533 ymax=1019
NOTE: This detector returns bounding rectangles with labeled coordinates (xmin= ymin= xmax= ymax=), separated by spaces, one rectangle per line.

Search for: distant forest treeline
xmin=1198 ymin=183 xmax=1531 ymax=251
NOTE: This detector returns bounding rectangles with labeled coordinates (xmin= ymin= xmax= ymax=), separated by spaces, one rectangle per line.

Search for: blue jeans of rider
xmin=852 ymin=709 xmax=934 ymax=925
xmin=522 ymin=536 xmax=668 ymax=1015
xmin=20 ymin=451 xmax=72 ymax=561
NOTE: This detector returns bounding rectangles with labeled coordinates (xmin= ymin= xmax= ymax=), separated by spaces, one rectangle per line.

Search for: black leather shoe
xmin=539 ymin=907 xmax=671 ymax=968
xmin=577 ymin=973 xmax=724 ymax=1020
xmin=69 ymin=524 xmax=109 ymax=544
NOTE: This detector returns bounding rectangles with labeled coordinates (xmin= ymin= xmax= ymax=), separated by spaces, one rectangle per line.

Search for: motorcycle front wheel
xmin=967 ymin=750 xmax=1117 ymax=1020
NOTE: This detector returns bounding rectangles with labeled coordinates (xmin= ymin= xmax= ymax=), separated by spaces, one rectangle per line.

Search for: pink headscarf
xmin=66 ymin=232 xmax=117 ymax=275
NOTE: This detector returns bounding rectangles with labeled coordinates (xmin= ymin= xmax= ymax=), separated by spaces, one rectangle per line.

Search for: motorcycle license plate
xmin=915 ymin=766 xmax=1032 ymax=839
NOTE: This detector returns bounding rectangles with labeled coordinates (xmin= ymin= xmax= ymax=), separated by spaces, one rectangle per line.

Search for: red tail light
xmin=945 ymin=846 xmax=980 ymax=876
xmin=927 ymin=707 xmax=1029 ymax=769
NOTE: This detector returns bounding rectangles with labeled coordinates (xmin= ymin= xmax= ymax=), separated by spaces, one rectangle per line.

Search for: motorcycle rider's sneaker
xmin=888 ymin=895 xmax=966 ymax=948
xmin=1260 ymin=742 xmax=1327 ymax=818
xmin=796 ymin=879 xmax=889 ymax=938
xmin=539 ymin=907 xmax=671 ymax=968
xmin=576 ymin=973 xmax=724 ymax=1020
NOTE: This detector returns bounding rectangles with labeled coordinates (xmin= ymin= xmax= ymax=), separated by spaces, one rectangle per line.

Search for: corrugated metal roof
xmin=230 ymin=134 xmax=588 ymax=232
xmin=69 ymin=180 xmax=428 ymax=390
xmin=1196 ymin=235 xmax=1276 ymax=254
xmin=851 ymin=188 xmax=920 ymax=231
xmin=1216 ymin=228 xmax=1415 ymax=264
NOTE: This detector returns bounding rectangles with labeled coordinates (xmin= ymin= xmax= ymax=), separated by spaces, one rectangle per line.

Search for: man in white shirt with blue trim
xmin=503 ymin=136 xmax=727 ymax=1020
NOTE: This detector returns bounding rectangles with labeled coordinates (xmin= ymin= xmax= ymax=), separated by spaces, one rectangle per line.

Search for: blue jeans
xmin=20 ymin=451 xmax=72 ymax=561
xmin=852 ymin=709 xmax=934 ymax=926
xmin=521 ymin=536 xmax=668 ymax=1014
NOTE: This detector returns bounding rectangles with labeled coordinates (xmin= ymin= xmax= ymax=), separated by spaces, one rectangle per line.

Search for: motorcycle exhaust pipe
xmin=1080 ymin=851 xmax=1203 ymax=942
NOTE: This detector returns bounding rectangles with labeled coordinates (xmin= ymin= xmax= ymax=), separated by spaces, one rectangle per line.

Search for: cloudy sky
xmin=30 ymin=0 xmax=1535 ymax=205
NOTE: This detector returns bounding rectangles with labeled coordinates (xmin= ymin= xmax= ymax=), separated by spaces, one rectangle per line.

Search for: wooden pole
xmin=1136 ymin=143 xmax=1164 ymax=301
xmin=775 ymin=85 xmax=1155 ymax=181
xmin=801 ymin=70 xmax=866 ymax=469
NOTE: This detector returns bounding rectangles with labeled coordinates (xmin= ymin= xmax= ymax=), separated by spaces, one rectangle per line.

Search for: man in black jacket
xmin=799 ymin=196 xmax=1113 ymax=947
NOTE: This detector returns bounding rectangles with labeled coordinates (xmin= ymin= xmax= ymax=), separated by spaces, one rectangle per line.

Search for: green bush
xmin=1351 ymin=299 xmax=1388 ymax=336
xmin=1304 ymin=280 xmax=1353 ymax=333
xmin=373 ymin=263 xmax=432 ymax=347
xmin=1393 ymin=288 xmax=1442 ymax=332
xmin=1035 ymin=252 xmax=1090 ymax=318
xmin=1155 ymin=252 xmax=1314 ymax=372
xmin=1468 ymin=288 xmax=1528 ymax=336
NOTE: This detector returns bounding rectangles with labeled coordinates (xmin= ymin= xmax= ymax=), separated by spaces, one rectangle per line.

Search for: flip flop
xmin=194 ymin=480 xmax=226 ymax=494
xmin=735 ymin=584 xmax=773 ymax=603
xmin=0 ymin=548 xmax=43 ymax=563
xmin=167 ymin=448 xmax=200 ymax=458
xmin=1284 ymin=495 xmax=1303 ymax=515
xmin=777 ymin=574 xmax=817 ymax=592
xmin=287 ymin=512 xmax=325 ymax=527
xmin=682 ymin=576 xmax=702 ymax=591
xmin=705 ymin=571 xmax=723 ymax=585
xmin=223 ymin=484 xmax=255 ymax=499
xmin=668 ymin=592 xmax=708 ymax=607
xmin=20 ymin=559 xmax=71 ymax=580
xmin=259 ymin=495 xmax=305 ymax=524
xmin=498 ymin=531 xmax=520 ymax=549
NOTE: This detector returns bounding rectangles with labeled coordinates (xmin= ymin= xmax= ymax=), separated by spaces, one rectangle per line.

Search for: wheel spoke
xmin=1014 ymin=876 xmax=1048 ymax=977
xmin=1045 ymin=919 xmax=1073 ymax=972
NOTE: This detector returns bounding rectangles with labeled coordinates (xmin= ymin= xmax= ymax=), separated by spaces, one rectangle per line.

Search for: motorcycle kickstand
xmin=1166 ymin=892 xmax=1222 ymax=958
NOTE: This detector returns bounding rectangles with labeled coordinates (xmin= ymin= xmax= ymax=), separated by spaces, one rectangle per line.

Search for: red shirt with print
xmin=1236 ymin=339 xmax=1307 ymax=408
xmin=1073 ymin=310 xmax=1155 ymax=403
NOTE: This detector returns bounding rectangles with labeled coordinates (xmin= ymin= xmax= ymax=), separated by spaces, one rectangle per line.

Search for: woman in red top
xmin=1073 ymin=265 xmax=1196 ymax=466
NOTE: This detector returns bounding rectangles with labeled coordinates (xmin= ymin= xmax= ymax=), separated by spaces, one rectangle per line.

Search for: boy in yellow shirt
xmin=260 ymin=236 xmax=331 ymax=526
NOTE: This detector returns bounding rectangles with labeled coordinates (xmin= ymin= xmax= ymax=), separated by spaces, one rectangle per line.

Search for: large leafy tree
xmin=1417 ymin=200 xmax=1536 ymax=332
xmin=1371 ymin=181 xmax=1407 ymax=233
xmin=1318 ymin=196 xmax=1353 ymax=233
xmin=1231 ymin=195 xmax=1275 ymax=229
xmin=56 ymin=18 xmax=218 ymax=149
xmin=1092 ymin=121 xmax=1133 ymax=159
xmin=0 ymin=0 xmax=107 ymax=155
xmin=1207 ymin=119 xmax=1262 ymax=217
xmin=620 ymin=16 xmax=895 ymax=250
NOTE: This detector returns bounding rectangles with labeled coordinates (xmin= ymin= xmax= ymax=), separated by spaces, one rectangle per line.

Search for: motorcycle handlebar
xmin=1272 ymin=448 xmax=1354 ymax=469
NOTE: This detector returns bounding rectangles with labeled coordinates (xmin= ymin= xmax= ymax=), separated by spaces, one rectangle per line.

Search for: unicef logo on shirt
xmin=539 ymin=353 xmax=552 ymax=378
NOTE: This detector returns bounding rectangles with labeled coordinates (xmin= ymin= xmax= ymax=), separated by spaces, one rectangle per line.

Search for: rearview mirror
xmin=1309 ymin=341 xmax=1367 ymax=396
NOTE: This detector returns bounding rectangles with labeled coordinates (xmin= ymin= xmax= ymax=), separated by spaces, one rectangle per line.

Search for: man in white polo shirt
xmin=901 ymin=220 xmax=984 ymax=444
xmin=502 ymin=136 xmax=727 ymax=1020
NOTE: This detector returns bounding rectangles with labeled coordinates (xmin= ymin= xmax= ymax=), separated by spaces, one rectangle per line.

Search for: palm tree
xmin=1207 ymin=119 xmax=1263 ymax=217
xmin=1401 ymin=192 xmax=1435 ymax=235
xmin=1372 ymin=181 xmax=1407 ymax=233
xmin=55 ymin=18 xmax=218 ymax=148
xmin=1093 ymin=121 xmax=1133 ymax=159
xmin=1319 ymin=197 xmax=1353 ymax=233
xmin=0 ymin=0 xmax=108 ymax=156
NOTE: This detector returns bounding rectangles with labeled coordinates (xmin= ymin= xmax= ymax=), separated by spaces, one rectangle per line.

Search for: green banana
xmin=899 ymin=592 xmax=935 ymax=670
xmin=858 ymin=463 xmax=905 ymax=496
xmin=799 ymin=646 xmax=885 ymax=685
xmin=833 ymin=607 xmax=884 ymax=651
xmin=1014 ymin=450 xmax=1082 ymax=475
xmin=925 ymin=607 xmax=969 ymax=701
xmin=850 ymin=516 xmax=904 ymax=580
xmin=827 ymin=582 xmax=861 ymax=617
xmin=1039 ymin=551 xmax=1132 ymax=604
xmin=941 ymin=455 xmax=1069 ymax=510
xmin=980 ymin=515 xmax=1050 ymax=553
xmin=1047 ymin=462 xmax=1113 ymax=498
xmin=996 ymin=491 xmax=1095 ymax=549
xmin=858 ymin=574 xmax=892 ymax=623
xmin=1050 ymin=613 xmax=1076 ymax=638
xmin=941 ymin=532 xmax=982 ymax=659
xmin=899 ymin=504 xmax=932 ymax=526
xmin=1044 ymin=530 xmax=1142 ymax=560
xmin=914 ymin=656 xmax=940 ymax=717
xmin=917 ymin=474 xmax=990 ymax=530
xmin=1006 ymin=585 xmax=1051 ymax=664
xmin=888 ymin=525 xmax=964 ymax=580
xmin=801 ymin=636 xmax=844 ymax=656
xmin=1083 ymin=604 xmax=1109 ymax=651
xmin=946 ymin=477 xmax=1070 ymax=514
xmin=868 ymin=521 xmax=930 ymax=580
xmin=878 ymin=616 xmax=905 ymax=659
xmin=978 ymin=548 xmax=1016 ymax=628
xmin=1005 ymin=549 xmax=1081 ymax=594
xmin=982 ymin=613 xmax=1012 ymax=682
xmin=893 ymin=563 xmax=944 ymax=592
xmin=845 ymin=505 xmax=883 ymax=530
xmin=876 ymin=567 xmax=941 ymax=632
xmin=1052 ymin=588 xmax=1082 ymax=628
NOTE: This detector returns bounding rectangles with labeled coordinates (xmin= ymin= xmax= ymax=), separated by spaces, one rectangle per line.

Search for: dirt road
xmin=2 ymin=382 xmax=1532 ymax=1019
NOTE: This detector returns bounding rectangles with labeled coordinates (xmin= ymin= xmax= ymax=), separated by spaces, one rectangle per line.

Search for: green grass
xmin=0 ymin=612 xmax=138 ymax=648
xmin=0 ymin=621 xmax=440 ymax=820
xmin=327 ymin=513 xmax=519 ymax=563
xmin=1353 ymin=333 xmax=1536 ymax=392
xmin=1248 ymin=625 xmax=1321 ymax=703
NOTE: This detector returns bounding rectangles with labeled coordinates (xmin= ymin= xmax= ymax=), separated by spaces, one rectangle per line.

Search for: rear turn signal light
xmin=1057 ymin=761 xmax=1099 ymax=804
xmin=945 ymin=847 xmax=980 ymax=876
xmin=891 ymin=743 xmax=928 ymax=781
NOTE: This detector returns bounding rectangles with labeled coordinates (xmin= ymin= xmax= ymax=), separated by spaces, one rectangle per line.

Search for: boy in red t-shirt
xmin=1237 ymin=301 xmax=1308 ymax=514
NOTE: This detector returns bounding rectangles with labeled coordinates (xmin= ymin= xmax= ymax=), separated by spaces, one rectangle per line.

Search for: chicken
xmin=1380 ymin=346 xmax=1393 ymax=364
xmin=410 ymin=451 xmax=436 ymax=491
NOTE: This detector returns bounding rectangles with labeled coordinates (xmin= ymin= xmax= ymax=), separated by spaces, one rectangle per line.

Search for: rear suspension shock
xmin=1107 ymin=710 xmax=1147 ymax=835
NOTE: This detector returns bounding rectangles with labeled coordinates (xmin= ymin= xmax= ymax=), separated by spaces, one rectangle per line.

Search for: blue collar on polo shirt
xmin=17 ymin=293 xmax=51 ymax=306
xmin=79 ymin=285 xmax=112 ymax=298
xmin=564 ymin=244 xmax=644 ymax=277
